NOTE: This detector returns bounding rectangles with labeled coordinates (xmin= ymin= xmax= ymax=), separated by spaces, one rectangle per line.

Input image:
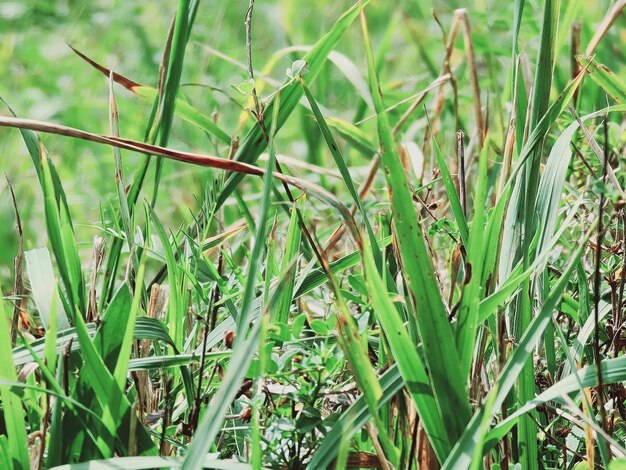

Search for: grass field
xmin=1 ymin=0 xmax=626 ymax=468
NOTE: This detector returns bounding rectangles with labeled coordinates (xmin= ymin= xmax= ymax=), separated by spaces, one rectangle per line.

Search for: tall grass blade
xmin=360 ymin=3 xmax=471 ymax=446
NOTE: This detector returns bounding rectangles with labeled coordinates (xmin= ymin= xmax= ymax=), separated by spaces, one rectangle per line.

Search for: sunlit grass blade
xmin=181 ymin=297 xmax=262 ymax=469
xmin=24 ymin=248 xmax=70 ymax=330
xmin=271 ymin=200 xmax=302 ymax=324
xmin=360 ymin=3 xmax=471 ymax=447
xmin=39 ymin=141 xmax=86 ymax=321
xmin=328 ymin=267 xmax=399 ymax=466
xmin=536 ymin=105 xmax=626 ymax=259
xmin=325 ymin=116 xmax=377 ymax=156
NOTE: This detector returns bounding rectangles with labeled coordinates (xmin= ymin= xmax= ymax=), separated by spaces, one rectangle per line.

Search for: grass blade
xmin=0 ymin=299 xmax=29 ymax=470
xmin=360 ymin=3 xmax=471 ymax=446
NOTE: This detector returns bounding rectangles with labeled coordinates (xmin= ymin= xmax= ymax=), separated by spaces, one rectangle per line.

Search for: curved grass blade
xmin=69 ymin=46 xmax=232 ymax=144
xmin=0 ymin=116 xmax=358 ymax=237
xmin=299 ymin=78 xmax=379 ymax=264
xmin=325 ymin=116 xmax=377 ymax=156
xmin=487 ymin=354 xmax=626 ymax=451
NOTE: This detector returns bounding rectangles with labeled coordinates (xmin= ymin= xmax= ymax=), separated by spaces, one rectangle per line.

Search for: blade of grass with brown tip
xmin=70 ymin=46 xmax=231 ymax=144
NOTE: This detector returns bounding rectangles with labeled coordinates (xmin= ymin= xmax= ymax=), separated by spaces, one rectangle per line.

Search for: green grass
xmin=1 ymin=0 xmax=626 ymax=469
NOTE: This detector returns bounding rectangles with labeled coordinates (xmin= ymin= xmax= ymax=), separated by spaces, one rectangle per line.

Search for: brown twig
xmin=456 ymin=9 xmax=485 ymax=148
xmin=585 ymin=0 xmax=626 ymax=57
xmin=428 ymin=10 xmax=461 ymax=154
xmin=245 ymin=0 xmax=266 ymax=137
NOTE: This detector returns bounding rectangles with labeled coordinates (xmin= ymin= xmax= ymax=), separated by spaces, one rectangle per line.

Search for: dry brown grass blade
xmin=585 ymin=0 xmax=626 ymax=56
xmin=428 ymin=10 xmax=461 ymax=149
xmin=391 ymin=74 xmax=450 ymax=134
xmin=0 ymin=116 xmax=260 ymax=174
xmin=0 ymin=116 xmax=358 ymax=240
xmin=582 ymin=384 xmax=595 ymax=468
xmin=571 ymin=21 xmax=582 ymax=105
xmin=322 ymin=152 xmax=380 ymax=256
xmin=201 ymin=220 xmax=247 ymax=257
xmin=456 ymin=8 xmax=484 ymax=148
xmin=68 ymin=45 xmax=141 ymax=92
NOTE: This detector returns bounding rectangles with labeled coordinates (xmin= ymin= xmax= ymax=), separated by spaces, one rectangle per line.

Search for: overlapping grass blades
xmin=360 ymin=1 xmax=471 ymax=455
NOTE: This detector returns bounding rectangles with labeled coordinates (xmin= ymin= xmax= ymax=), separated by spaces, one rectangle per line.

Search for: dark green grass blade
xmin=362 ymin=245 xmax=450 ymax=461
xmin=272 ymin=200 xmax=302 ymax=324
xmin=455 ymin=143 xmax=489 ymax=377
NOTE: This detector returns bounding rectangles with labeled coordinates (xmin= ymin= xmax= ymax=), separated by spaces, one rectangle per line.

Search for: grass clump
xmin=1 ymin=1 xmax=626 ymax=469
